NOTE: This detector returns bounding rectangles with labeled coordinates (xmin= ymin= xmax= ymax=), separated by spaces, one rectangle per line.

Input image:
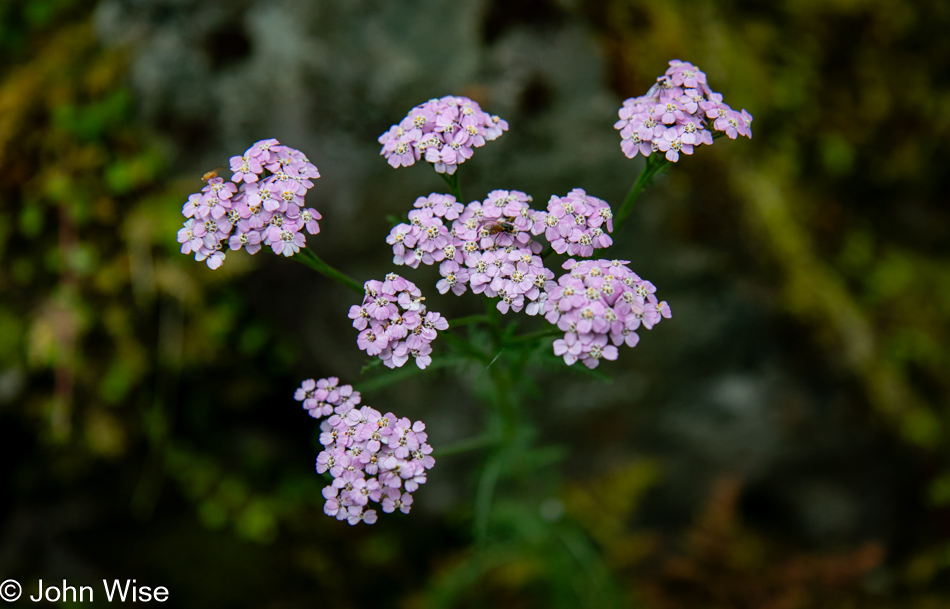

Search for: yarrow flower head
xmin=543 ymin=259 xmax=671 ymax=368
xmin=177 ymin=139 xmax=322 ymax=269
xmin=614 ymin=60 xmax=753 ymax=163
xmin=348 ymin=273 xmax=448 ymax=369
xmin=378 ymin=96 xmax=509 ymax=175
xmin=294 ymin=377 xmax=435 ymax=525
xmin=531 ymin=188 xmax=614 ymax=257
xmin=387 ymin=190 xmax=562 ymax=315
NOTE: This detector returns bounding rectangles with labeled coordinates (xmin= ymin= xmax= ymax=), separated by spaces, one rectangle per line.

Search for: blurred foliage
xmin=632 ymin=477 xmax=885 ymax=609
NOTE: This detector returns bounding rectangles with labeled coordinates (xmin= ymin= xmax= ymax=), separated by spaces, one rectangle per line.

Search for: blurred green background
xmin=1 ymin=0 xmax=949 ymax=607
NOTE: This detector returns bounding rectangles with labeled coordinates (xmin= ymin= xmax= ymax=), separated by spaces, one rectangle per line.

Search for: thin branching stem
xmin=614 ymin=155 xmax=669 ymax=231
xmin=296 ymin=248 xmax=364 ymax=294
xmin=440 ymin=171 xmax=463 ymax=201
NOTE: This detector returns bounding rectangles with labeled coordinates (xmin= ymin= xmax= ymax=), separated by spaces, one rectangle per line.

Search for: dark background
xmin=1 ymin=0 xmax=949 ymax=607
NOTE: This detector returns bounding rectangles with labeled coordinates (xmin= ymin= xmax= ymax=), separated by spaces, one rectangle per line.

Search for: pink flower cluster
xmin=614 ymin=60 xmax=753 ymax=163
xmin=348 ymin=273 xmax=449 ymax=369
xmin=378 ymin=96 xmax=509 ymax=175
xmin=544 ymin=259 xmax=671 ymax=368
xmin=294 ymin=377 xmax=434 ymax=525
xmin=177 ymin=139 xmax=322 ymax=269
xmin=387 ymin=191 xmax=557 ymax=314
xmin=387 ymin=190 xmax=619 ymax=315
xmin=532 ymin=189 xmax=614 ymax=256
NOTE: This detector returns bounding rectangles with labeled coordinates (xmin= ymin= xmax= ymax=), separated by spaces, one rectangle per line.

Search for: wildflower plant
xmin=294 ymin=377 xmax=434 ymax=525
xmin=177 ymin=139 xmax=323 ymax=269
xmin=612 ymin=60 xmax=753 ymax=227
xmin=176 ymin=61 xmax=751 ymax=526
xmin=378 ymin=95 xmax=508 ymax=176
xmin=348 ymin=273 xmax=448 ymax=369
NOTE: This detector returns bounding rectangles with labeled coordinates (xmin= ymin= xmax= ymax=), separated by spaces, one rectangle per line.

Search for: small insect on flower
xmin=644 ymin=75 xmax=672 ymax=98
xmin=201 ymin=167 xmax=225 ymax=182
xmin=483 ymin=220 xmax=516 ymax=236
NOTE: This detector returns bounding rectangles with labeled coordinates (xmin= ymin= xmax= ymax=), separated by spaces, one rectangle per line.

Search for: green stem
xmin=297 ymin=248 xmax=363 ymax=294
xmin=440 ymin=332 xmax=490 ymax=365
xmin=356 ymin=356 xmax=461 ymax=394
xmin=483 ymin=301 xmax=519 ymax=437
xmin=440 ymin=171 xmax=463 ymax=201
xmin=614 ymin=155 xmax=669 ymax=231
xmin=475 ymin=346 xmax=526 ymax=542
xmin=474 ymin=452 xmax=503 ymax=542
